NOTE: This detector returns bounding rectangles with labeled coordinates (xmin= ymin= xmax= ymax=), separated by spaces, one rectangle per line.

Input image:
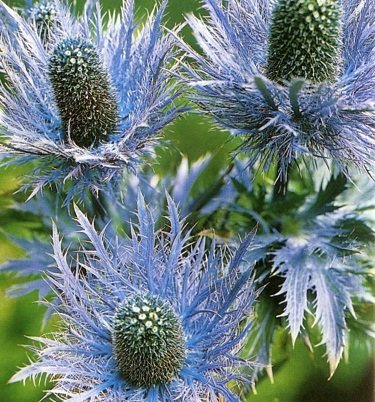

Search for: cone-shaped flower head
xmin=49 ymin=37 xmax=118 ymax=147
xmin=113 ymin=294 xmax=186 ymax=387
xmin=267 ymin=0 xmax=342 ymax=83
xmin=183 ymin=0 xmax=375 ymax=179
xmin=10 ymin=194 xmax=259 ymax=400
xmin=31 ymin=0 xmax=56 ymax=23
xmin=0 ymin=0 xmax=183 ymax=203
xmin=28 ymin=0 xmax=57 ymax=41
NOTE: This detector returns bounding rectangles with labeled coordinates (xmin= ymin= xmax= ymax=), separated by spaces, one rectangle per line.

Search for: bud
xmin=112 ymin=294 xmax=186 ymax=387
xmin=29 ymin=0 xmax=57 ymax=43
xmin=49 ymin=37 xmax=118 ymax=148
xmin=266 ymin=0 xmax=342 ymax=83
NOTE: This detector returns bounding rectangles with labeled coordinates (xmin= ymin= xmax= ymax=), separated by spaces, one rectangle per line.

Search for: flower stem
xmin=90 ymin=192 xmax=108 ymax=220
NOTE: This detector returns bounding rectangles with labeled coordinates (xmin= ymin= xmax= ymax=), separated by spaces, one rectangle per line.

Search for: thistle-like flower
xmin=26 ymin=0 xmax=58 ymax=43
xmin=11 ymin=195 xmax=259 ymax=400
xmin=182 ymin=0 xmax=375 ymax=179
xmin=0 ymin=0 xmax=183 ymax=202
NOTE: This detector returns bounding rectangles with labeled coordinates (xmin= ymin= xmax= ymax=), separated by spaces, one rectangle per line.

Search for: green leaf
xmin=334 ymin=217 xmax=375 ymax=245
xmin=289 ymin=80 xmax=305 ymax=117
xmin=303 ymin=174 xmax=347 ymax=218
xmin=254 ymin=76 xmax=278 ymax=110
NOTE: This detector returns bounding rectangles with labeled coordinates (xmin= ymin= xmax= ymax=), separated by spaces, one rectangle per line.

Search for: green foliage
xmin=49 ymin=37 xmax=118 ymax=148
xmin=112 ymin=294 xmax=186 ymax=387
xmin=303 ymin=173 xmax=348 ymax=218
xmin=266 ymin=0 xmax=342 ymax=83
xmin=250 ymin=337 xmax=374 ymax=402
xmin=0 ymin=286 xmax=47 ymax=402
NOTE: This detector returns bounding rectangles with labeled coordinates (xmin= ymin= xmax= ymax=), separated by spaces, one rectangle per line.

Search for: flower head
xmin=183 ymin=0 xmax=375 ymax=179
xmin=113 ymin=293 xmax=186 ymax=387
xmin=266 ymin=0 xmax=342 ymax=83
xmin=49 ymin=37 xmax=118 ymax=148
xmin=0 ymin=0 xmax=183 ymax=203
xmin=11 ymin=194 xmax=259 ymax=400
xmin=26 ymin=0 xmax=58 ymax=43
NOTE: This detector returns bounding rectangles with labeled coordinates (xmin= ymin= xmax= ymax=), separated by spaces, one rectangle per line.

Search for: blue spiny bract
xmin=113 ymin=293 xmax=186 ymax=387
xmin=266 ymin=0 xmax=342 ymax=83
xmin=49 ymin=37 xmax=118 ymax=148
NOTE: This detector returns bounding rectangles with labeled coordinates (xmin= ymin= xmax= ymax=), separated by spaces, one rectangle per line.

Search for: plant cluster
xmin=0 ymin=0 xmax=373 ymax=401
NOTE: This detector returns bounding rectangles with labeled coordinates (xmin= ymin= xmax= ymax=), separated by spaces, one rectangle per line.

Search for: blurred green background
xmin=0 ymin=0 xmax=373 ymax=401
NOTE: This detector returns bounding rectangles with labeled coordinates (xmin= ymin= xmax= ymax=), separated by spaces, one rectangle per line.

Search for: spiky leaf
xmin=303 ymin=173 xmax=347 ymax=218
xmin=274 ymin=233 xmax=370 ymax=375
xmin=274 ymin=240 xmax=311 ymax=343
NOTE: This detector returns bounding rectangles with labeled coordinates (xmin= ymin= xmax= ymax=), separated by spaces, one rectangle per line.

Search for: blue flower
xmin=182 ymin=0 xmax=375 ymax=179
xmin=10 ymin=194 xmax=259 ymax=401
xmin=0 ymin=0 xmax=183 ymax=203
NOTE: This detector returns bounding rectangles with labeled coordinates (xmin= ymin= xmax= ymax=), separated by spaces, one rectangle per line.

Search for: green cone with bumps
xmin=112 ymin=294 xmax=186 ymax=387
xmin=266 ymin=0 xmax=342 ymax=83
xmin=49 ymin=37 xmax=118 ymax=148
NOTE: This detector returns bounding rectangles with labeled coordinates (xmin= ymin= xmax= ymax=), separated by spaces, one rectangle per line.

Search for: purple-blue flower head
xmin=10 ymin=194 xmax=259 ymax=401
xmin=25 ymin=0 xmax=59 ymax=43
xmin=182 ymin=0 xmax=375 ymax=179
xmin=0 ymin=0 xmax=183 ymax=202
